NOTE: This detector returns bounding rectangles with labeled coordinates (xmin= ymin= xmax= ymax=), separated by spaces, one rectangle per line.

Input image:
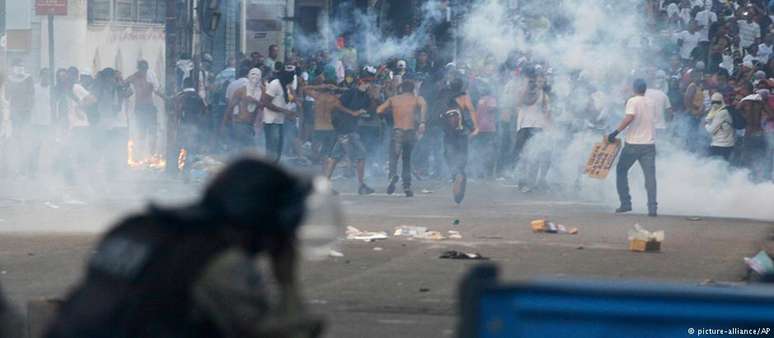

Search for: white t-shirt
xmin=694 ymin=10 xmax=717 ymax=42
xmin=517 ymin=91 xmax=549 ymax=130
xmin=624 ymin=96 xmax=656 ymax=145
xmin=68 ymin=84 xmax=91 ymax=128
xmin=32 ymin=84 xmax=52 ymax=126
xmin=676 ymin=30 xmax=702 ymax=60
xmin=645 ymin=88 xmax=671 ymax=130
xmin=737 ymin=20 xmax=761 ymax=49
xmin=263 ymin=79 xmax=288 ymax=124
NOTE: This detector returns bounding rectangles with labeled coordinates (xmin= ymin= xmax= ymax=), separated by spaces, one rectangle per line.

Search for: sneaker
xmin=615 ymin=206 xmax=632 ymax=213
xmin=386 ymin=177 xmax=398 ymax=195
xmin=358 ymin=184 xmax=375 ymax=195
xmin=404 ymin=189 xmax=414 ymax=197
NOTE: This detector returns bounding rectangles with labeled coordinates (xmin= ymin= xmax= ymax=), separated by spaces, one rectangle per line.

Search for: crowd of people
xmin=1 ymin=0 xmax=773 ymax=204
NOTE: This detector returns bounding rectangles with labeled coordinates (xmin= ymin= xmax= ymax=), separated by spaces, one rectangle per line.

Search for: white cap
xmin=741 ymin=93 xmax=763 ymax=102
xmin=397 ymin=60 xmax=407 ymax=68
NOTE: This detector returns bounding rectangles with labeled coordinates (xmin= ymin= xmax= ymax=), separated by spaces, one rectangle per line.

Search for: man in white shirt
xmin=607 ymin=79 xmax=658 ymax=217
xmin=676 ymin=21 xmax=702 ymax=63
xmin=737 ymin=15 xmax=761 ymax=50
xmin=261 ymin=65 xmax=297 ymax=162
xmin=757 ymin=34 xmax=773 ymax=62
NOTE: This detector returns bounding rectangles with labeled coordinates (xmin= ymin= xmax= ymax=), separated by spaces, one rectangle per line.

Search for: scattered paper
xmin=329 ymin=250 xmax=344 ymax=257
xmin=448 ymin=230 xmax=463 ymax=239
xmin=43 ymin=202 xmax=60 ymax=209
xmin=346 ymin=226 xmax=388 ymax=242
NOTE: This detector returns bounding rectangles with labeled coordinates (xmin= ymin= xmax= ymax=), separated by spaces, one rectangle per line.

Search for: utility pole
xmin=164 ymin=0 xmax=179 ymax=175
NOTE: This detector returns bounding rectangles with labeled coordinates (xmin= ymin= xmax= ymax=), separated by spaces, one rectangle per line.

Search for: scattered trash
xmin=628 ymin=224 xmax=664 ymax=252
xmin=394 ymin=226 xmax=447 ymax=240
xmin=447 ymin=230 xmax=463 ymax=240
xmin=419 ymin=288 xmax=430 ymax=292
xmin=439 ymin=250 xmax=488 ymax=260
xmin=373 ymin=247 xmax=383 ymax=251
xmin=687 ymin=216 xmax=703 ymax=221
xmin=452 ymin=219 xmax=460 ymax=225
xmin=530 ymin=219 xmax=578 ymax=234
xmin=576 ymin=245 xmax=584 ymax=250
xmin=421 ymin=189 xmax=433 ymax=194
xmin=329 ymin=250 xmax=344 ymax=257
xmin=394 ymin=225 xmax=428 ymax=237
xmin=43 ymin=202 xmax=60 ymax=209
xmin=744 ymin=251 xmax=774 ymax=275
xmin=346 ymin=226 xmax=388 ymax=242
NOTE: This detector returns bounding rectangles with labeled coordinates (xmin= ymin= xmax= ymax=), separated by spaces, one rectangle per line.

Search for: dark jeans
xmin=443 ymin=130 xmax=468 ymax=177
xmin=740 ymin=135 xmax=768 ymax=182
xmin=264 ymin=123 xmax=284 ymax=162
xmin=495 ymin=121 xmax=513 ymax=176
xmin=616 ymin=143 xmax=657 ymax=212
xmin=231 ymin=123 xmax=256 ymax=152
xmin=708 ymin=145 xmax=733 ymax=161
xmin=178 ymin=124 xmax=202 ymax=174
xmin=331 ymin=132 xmax=367 ymax=161
xmin=389 ymin=129 xmax=417 ymax=188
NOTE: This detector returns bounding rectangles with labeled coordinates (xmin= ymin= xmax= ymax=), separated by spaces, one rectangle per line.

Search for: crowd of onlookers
xmin=1 ymin=0 xmax=772 ymax=193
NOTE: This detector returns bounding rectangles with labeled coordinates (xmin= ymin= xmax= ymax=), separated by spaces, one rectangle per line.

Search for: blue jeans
xmin=263 ymin=123 xmax=284 ymax=162
xmin=616 ymin=143 xmax=657 ymax=212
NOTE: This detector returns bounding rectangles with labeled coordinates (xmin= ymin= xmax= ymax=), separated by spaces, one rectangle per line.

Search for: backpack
xmin=727 ymin=106 xmax=747 ymax=130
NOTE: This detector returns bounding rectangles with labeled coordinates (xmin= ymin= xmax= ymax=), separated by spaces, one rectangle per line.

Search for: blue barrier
xmin=458 ymin=264 xmax=774 ymax=338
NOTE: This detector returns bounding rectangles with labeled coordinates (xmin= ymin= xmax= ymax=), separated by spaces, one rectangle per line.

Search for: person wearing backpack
xmin=704 ymin=93 xmax=735 ymax=160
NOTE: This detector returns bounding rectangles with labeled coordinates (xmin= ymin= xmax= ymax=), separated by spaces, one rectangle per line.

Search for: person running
xmin=301 ymin=83 xmax=349 ymax=171
xmin=324 ymin=68 xmax=378 ymax=195
xmin=377 ymin=81 xmax=427 ymax=197
xmin=439 ymin=77 xmax=479 ymax=204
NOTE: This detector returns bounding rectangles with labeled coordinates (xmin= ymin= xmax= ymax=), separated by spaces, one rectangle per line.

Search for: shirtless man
xmin=377 ymin=81 xmax=427 ymax=197
xmin=222 ymin=68 xmax=263 ymax=152
xmin=301 ymin=84 xmax=350 ymax=171
xmin=127 ymin=60 xmax=164 ymax=155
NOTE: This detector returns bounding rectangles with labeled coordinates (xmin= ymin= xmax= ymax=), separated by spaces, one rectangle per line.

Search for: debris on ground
xmin=43 ymin=202 xmax=60 ymax=209
xmin=452 ymin=219 xmax=460 ymax=225
xmin=421 ymin=189 xmax=433 ymax=194
xmin=530 ymin=219 xmax=578 ymax=234
xmin=439 ymin=250 xmax=488 ymax=260
xmin=576 ymin=245 xmax=584 ymax=250
xmin=394 ymin=225 xmax=427 ymax=237
xmin=373 ymin=247 xmax=383 ymax=251
xmin=744 ymin=251 xmax=774 ymax=275
xmin=419 ymin=288 xmax=430 ymax=292
xmin=328 ymin=250 xmax=344 ymax=257
xmin=393 ymin=226 xmax=447 ymax=240
xmin=687 ymin=216 xmax=703 ymax=221
xmin=346 ymin=226 xmax=388 ymax=242
xmin=628 ymin=224 xmax=664 ymax=252
xmin=447 ymin=230 xmax=463 ymax=240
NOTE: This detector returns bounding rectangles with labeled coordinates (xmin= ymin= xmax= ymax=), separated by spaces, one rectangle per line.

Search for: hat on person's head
xmin=743 ymin=60 xmax=754 ymax=69
xmin=711 ymin=92 xmax=724 ymax=103
xmin=754 ymin=70 xmax=767 ymax=80
xmin=396 ymin=60 xmax=407 ymax=69
xmin=358 ymin=65 xmax=377 ymax=82
xmin=695 ymin=61 xmax=706 ymax=71
xmin=284 ymin=64 xmax=296 ymax=73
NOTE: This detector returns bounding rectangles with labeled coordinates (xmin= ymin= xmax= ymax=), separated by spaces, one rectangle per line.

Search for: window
xmin=88 ymin=0 xmax=112 ymax=22
xmin=88 ymin=0 xmax=165 ymax=24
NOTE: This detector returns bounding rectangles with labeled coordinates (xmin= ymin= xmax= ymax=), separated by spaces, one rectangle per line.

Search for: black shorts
xmin=330 ymin=132 xmax=367 ymax=161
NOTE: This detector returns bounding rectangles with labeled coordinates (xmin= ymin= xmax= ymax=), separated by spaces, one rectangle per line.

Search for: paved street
xmin=0 ymin=174 xmax=771 ymax=337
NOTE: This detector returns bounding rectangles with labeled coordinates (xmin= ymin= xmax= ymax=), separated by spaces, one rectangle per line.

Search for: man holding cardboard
xmin=607 ymin=78 xmax=658 ymax=217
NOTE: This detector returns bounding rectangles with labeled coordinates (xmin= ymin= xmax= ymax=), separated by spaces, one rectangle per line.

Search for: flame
xmin=127 ymin=139 xmax=167 ymax=170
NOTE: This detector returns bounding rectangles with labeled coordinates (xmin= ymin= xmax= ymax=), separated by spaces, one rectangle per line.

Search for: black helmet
xmin=201 ymin=157 xmax=312 ymax=236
